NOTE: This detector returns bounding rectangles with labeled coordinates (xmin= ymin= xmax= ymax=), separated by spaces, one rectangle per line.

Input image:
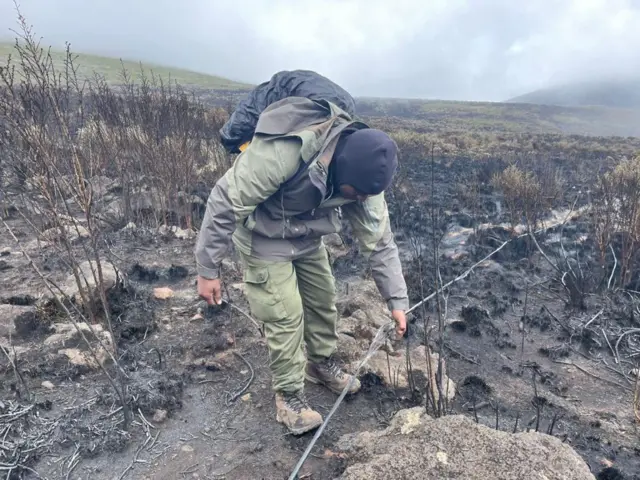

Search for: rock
xmin=44 ymin=322 xmax=110 ymax=348
xmin=336 ymin=334 xmax=368 ymax=363
xmin=41 ymin=381 xmax=55 ymax=390
xmin=101 ymin=198 xmax=125 ymax=222
xmin=61 ymin=259 xmax=119 ymax=307
xmin=40 ymin=224 xmax=90 ymax=244
xmin=88 ymin=175 xmax=116 ymax=199
xmin=58 ymin=347 xmax=110 ymax=369
xmin=335 ymin=281 xmax=394 ymax=353
xmin=0 ymin=342 xmax=28 ymax=356
xmin=0 ymin=247 xmax=10 ymax=256
xmin=0 ymin=260 xmax=12 ymax=271
xmin=336 ymin=407 xmax=595 ymax=480
xmin=160 ymin=225 xmax=196 ymax=240
xmin=153 ymin=287 xmax=174 ymax=300
xmin=356 ymin=345 xmax=456 ymax=403
xmin=324 ymin=233 xmax=349 ymax=263
xmin=152 ymin=409 xmax=168 ymax=423
xmin=446 ymin=318 xmax=468 ymax=333
xmin=44 ymin=322 xmax=115 ymax=369
xmin=130 ymin=189 xmax=163 ymax=213
xmin=337 ymin=280 xmax=389 ymax=325
xmin=182 ymin=347 xmax=235 ymax=371
xmin=0 ymin=304 xmax=38 ymax=338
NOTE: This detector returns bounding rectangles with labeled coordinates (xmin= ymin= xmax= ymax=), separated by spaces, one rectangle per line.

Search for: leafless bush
xmin=492 ymin=164 xmax=552 ymax=234
xmin=0 ymin=8 xmax=133 ymax=427
xmin=456 ymin=171 xmax=481 ymax=239
xmin=0 ymin=6 xmax=232 ymax=431
xmin=401 ymin=145 xmax=451 ymax=417
xmin=591 ymin=155 xmax=640 ymax=289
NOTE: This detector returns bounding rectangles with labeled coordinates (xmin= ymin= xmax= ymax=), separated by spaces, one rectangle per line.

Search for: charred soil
xmin=1 ymin=157 xmax=640 ymax=480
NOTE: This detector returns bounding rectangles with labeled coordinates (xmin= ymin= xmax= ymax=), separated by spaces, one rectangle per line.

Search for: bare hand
xmin=197 ymin=276 xmax=222 ymax=305
xmin=392 ymin=310 xmax=407 ymax=338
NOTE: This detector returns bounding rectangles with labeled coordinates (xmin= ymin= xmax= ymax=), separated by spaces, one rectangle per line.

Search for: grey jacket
xmin=194 ymin=96 xmax=409 ymax=311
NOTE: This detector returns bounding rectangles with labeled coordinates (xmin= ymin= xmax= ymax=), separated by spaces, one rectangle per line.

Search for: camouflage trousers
xmin=237 ymin=244 xmax=338 ymax=393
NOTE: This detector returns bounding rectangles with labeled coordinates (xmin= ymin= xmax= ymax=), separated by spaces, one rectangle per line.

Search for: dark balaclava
xmin=332 ymin=128 xmax=398 ymax=195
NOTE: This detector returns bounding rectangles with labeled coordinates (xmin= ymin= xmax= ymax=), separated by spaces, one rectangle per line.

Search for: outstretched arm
xmin=342 ymin=192 xmax=409 ymax=318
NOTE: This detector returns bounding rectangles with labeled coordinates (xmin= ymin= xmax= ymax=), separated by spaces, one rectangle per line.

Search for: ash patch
xmin=523 ymin=306 xmax=554 ymax=332
xmin=0 ymin=400 xmax=59 ymax=478
xmin=539 ymin=344 xmax=571 ymax=360
xmin=458 ymin=375 xmax=493 ymax=405
xmin=108 ymin=283 xmax=157 ymax=343
xmin=597 ymin=467 xmax=627 ymax=480
xmin=129 ymin=262 xmax=189 ymax=283
xmin=460 ymin=305 xmax=500 ymax=337
xmin=57 ymin=411 xmax=131 ymax=458
xmin=97 ymin=372 xmax=185 ymax=416
xmin=1 ymin=294 xmax=37 ymax=306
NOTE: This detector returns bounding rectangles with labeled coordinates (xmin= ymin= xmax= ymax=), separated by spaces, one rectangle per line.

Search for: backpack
xmin=219 ymin=69 xmax=356 ymax=154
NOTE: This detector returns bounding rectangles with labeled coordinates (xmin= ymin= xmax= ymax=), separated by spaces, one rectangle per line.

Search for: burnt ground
xmin=1 ymin=156 xmax=640 ymax=480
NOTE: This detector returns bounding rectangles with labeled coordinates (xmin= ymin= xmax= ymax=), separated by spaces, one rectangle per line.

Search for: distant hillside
xmin=356 ymin=97 xmax=640 ymax=138
xmin=1 ymin=40 xmax=639 ymax=139
xmin=0 ymin=42 xmax=254 ymax=90
xmin=507 ymin=79 xmax=640 ymax=109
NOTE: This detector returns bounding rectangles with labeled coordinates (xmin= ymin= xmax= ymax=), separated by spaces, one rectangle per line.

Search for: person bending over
xmin=195 ymin=96 xmax=409 ymax=435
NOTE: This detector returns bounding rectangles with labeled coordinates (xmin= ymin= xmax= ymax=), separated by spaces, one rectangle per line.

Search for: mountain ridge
xmin=507 ymin=78 xmax=640 ymax=109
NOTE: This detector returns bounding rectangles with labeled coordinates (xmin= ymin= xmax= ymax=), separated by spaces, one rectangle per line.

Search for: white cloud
xmin=0 ymin=0 xmax=638 ymax=101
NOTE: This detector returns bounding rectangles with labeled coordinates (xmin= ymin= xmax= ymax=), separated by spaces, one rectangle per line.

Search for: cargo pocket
xmin=243 ymin=266 xmax=288 ymax=323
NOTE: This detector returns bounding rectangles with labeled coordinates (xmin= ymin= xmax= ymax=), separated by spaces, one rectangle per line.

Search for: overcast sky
xmin=1 ymin=0 xmax=639 ymax=101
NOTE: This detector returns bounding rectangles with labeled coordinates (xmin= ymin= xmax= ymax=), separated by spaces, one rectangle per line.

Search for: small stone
xmin=190 ymin=313 xmax=205 ymax=322
xmin=41 ymin=381 xmax=55 ymax=390
xmin=170 ymin=226 xmax=196 ymax=240
xmin=221 ymin=332 xmax=235 ymax=346
xmin=0 ymin=247 xmax=10 ymax=256
xmin=221 ymin=258 xmax=237 ymax=273
xmin=152 ymin=409 xmax=168 ymax=423
xmin=600 ymin=458 xmax=613 ymax=468
xmin=181 ymin=445 xmax=194 ymax=453
xmin=241 ymin=393 xmax=251 ymax=402
xmin=153 ymin=287 xmax=174 ymax=300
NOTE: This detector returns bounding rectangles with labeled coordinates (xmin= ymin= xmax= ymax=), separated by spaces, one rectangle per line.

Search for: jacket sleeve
xmin=341 ymin=193 xmax=410 ymax=312
xmin=194 ymin=136 xmax=298 ymax=279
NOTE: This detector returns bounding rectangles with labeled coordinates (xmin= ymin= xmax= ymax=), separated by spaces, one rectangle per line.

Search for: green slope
xmin=0 ymin=41 xmax=254 ymax=90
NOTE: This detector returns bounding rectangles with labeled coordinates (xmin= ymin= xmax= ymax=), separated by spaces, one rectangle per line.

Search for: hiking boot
xmin=305 ymin=355 xmax=361 ymax=395
xmin=275 ymin=390 xmax=323 ymax=435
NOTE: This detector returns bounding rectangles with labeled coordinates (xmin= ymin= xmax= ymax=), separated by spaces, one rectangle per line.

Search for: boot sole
xmin=305 ymin=372 xmax=361 ymax=395
xmin=276 ymin=412 xmax=323 ymax=436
